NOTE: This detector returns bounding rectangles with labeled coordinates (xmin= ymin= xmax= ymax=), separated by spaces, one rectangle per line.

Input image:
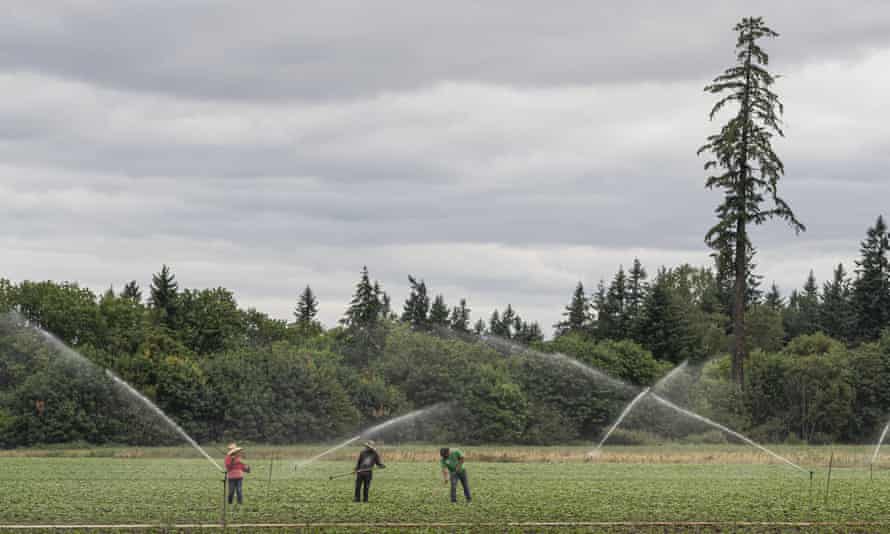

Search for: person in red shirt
xmin=225 ymin=446 xmax=251 ymax=505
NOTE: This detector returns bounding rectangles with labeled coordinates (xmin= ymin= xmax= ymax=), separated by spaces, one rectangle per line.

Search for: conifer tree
xmin=122 ymin=281 xmax=142 ymax=302
xmin=820 ymin=263 xmax=854 ymax=341
xmin=555 ymin=282 xmax=589 ymax=337
xmin=853 ymin=216 xmax=890 ymax=341
xmin=342 ymin=266 xmax=382 ymax=329
xmin=698 ymin=17 xmax=804 ymax=384
xmin=627 ymin=259 xmax=648 ymax=323
xmin=294 ymin=285 xmax=319 ymax=327
xmin=429 ymin=294 xmax=450 ymax=327
xmin=401 ymin=275 xmax=430 ymax=329
xmin=638 ymin=268 xmax=698 ymax=363
xmin=449 ymin=298 xmax=471 ymax=333
xmin=797 ymin=270 xmax=820 ymax=336
xmin=600 ymin=267 xmax=628 ymax=339
xmin=590 ymin=280 xmax=608 ymax=340
xmin=149 ymin=264 xmax=178 ymax=324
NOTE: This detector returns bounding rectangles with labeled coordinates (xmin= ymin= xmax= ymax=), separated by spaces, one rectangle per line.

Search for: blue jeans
xmin=228 ymin=477 xmax=243 ymax=504
xmin=450 ymin=470 xmax=471 ymax=502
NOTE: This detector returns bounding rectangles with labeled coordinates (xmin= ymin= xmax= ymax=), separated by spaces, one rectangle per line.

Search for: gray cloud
xmin=2 ymin=2 xmax=890 ymax=100
xmin=1 ymin=3 xmax=889 ymax=335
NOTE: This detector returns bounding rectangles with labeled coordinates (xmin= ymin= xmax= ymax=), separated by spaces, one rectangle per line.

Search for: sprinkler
xmin=809 ymin=470 xmax=815 ymax=515
xmin=824 ymin=449 xmax=834 ymax=505
xmin=221 ymin=472 xmax=228 ymax=526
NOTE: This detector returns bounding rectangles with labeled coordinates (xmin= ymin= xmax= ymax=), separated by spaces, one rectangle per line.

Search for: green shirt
xmin=440 ymin=449 xmax=465 ymax=473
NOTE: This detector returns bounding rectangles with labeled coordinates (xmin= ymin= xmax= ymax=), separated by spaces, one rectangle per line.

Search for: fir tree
xmin=294 ymin=285 xmax=319 ymax=327
xmin=149 ymin=264 xmax=178 ymax=324
xmin=627 ymin=259 xmax=648 ymax=324
xmin=401 ymin=275 xmax=430 ymax=329
xmin=449 ymin=298 xmax=471 ymax=333
xmin=698 ymin=17 xmax=804 ymax=384
xmin=121 ymin=281 xmax=142 ymax=302
xmin=555 ymin=282 xmax=589 ymax=337
xmin=429 ymin=294 xmax=450 ymax=327
xmin=342 ymin=266 xmax=382 ymax=329
xmin=820 ymin=263 xmax=854 ymax=341
xmin=797 ymin=270 xmax=820 ymax=336
xmin=600 ymin=267 xmax=628 ymax=339
xmin=853 ymin=216 xmax=890 ymax=341
xmin=638 ymin=268 xmax=697 ymax=363
xmin=590 ymin=280 xmax=608 ymax=340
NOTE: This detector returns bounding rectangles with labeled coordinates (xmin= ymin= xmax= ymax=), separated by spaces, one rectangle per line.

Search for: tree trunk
xmin=731 ymin=35 xmax=754 ymax=387
xmin=731 ymin=219 xmax=747 ymax=385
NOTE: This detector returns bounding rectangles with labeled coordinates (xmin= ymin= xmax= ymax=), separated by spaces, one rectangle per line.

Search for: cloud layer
xmin=2 ymin=1 xmax=889 ymax=333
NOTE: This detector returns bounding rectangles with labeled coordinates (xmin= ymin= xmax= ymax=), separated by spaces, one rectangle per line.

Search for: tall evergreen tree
xmin=590 ymin=280 xmax=608 ymax=340
xmin=121 ymin=281 xmax=142 ymax=302
xmin=555 ymin=282 xmax=589 ymax=337
xmin=796 ymin=270 xmax=820 ymax=336
xmin=294 ymin=285 xmax=319 ymax=327
xmin=853 ymin=216 xmax=890 ymax=341
xmin=342 ymin=266 xmax=383 ymax=329
xmin=149 ymin=264 xmax=178 ymax=324
xmin=601 ymin=267 xmax=628 ymax=339
xmin=401 ymin=275 xmax=430 ymax=329
xmin=429 ymin=294 xmax=450 ymax=327
xmin=449 ymin=298 xmax=471 ymax=333
xmin=638 ymin=268 xmax=698 ymax=363
xmin=820 ymin=263 xmax=854 ymax=341
xmin=627 ymin=259 xmax=648 ymax=323
xmin=698 ymin=17 xmax=804 ymax=384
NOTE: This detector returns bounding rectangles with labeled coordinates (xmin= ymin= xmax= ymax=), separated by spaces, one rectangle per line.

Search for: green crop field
xmin=4 ymin=445 xmax=890 ymax=532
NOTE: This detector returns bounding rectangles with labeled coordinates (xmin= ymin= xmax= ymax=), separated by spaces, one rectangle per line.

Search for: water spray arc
xmin=871 ymin=421 xmax=890 ymax=468
xmin=106 ymin=369 xmax=223 ymax=473
xmin=475 ymin=333 xmax=806 ymax=475
xmin=294 ymin=402 xmax=452 ymax=470
xmin=592 ymin=387 xmax=650 ymax=454
xmin=1 ymin=313 xmax=223 ymax=473
xmin=650 ymin=393 xmax=806 ymax=474
xmin=592 ymin=361 xmax=688 ymax=453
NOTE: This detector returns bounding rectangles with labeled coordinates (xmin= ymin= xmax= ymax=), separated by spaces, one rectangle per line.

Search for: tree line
xmin=2 ymin=212 xmax=890 ymax=448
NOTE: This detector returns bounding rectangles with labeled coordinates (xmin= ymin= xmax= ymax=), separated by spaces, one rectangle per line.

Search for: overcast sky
xmin=3 ymin=1 xmax=890 ymax=335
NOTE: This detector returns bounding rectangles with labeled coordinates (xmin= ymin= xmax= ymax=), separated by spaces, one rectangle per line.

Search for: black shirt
xmin=356 ymin=448 xmax=384 ymax=472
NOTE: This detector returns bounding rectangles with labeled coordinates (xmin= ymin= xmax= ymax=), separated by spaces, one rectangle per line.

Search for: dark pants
xmin=228 ymin=477 xmax=243 ymax=505
xmin=450 ymin=470 xmax=471 ymax=502
xmin=354 ymin=472 xmax=372 ymax=502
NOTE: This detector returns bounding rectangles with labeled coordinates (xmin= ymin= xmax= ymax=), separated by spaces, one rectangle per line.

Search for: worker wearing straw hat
xmin=225 ymin=445 xmax=251 ymax=505
xmin=354 ymin=440 xmax=385 ymax=502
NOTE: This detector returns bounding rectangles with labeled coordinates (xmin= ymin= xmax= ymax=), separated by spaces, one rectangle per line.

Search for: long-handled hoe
xmin=329 ymin=468 xmax=372 ymax=480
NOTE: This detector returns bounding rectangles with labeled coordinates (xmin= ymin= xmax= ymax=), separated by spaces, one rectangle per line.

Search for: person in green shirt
xmin=439 ymin=447 xmax=471 ymax=503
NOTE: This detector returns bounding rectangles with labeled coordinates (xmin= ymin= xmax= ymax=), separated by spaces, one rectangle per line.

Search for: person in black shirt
xmin=354 ymin=440 xmax=385 ymax=502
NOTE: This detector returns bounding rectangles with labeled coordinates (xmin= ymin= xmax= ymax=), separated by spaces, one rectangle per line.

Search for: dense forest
xmin=2 ymin=215 xmax=890 ymax=448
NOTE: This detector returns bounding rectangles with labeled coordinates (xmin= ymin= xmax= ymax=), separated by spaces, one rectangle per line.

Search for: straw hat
xmin=363 ymin=440 xmax=377 ymax=451
xmin=227 ymin=446 xmax=244 ymax=456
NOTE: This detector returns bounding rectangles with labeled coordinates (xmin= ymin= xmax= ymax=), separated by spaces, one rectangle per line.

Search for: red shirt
xmin=225 ymin=455 xmax=249 ymax=479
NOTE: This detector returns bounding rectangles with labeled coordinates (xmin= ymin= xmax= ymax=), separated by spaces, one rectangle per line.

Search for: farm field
xmin=5 ymin=445 xmax=890 ymax=531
